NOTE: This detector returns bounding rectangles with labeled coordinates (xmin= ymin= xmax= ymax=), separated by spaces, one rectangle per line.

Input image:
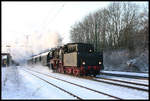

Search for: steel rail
xmin=94 ymin=77 xmax=148 ymax=87
xmin=24 ymin=68 xmax=122 ymax=100
xmin=22 ymin=69 xmax=82 ymax=100
xmin=91 ymin=78 xmax=148 ymax=92
xmin=99 ymin=72 xmax=148 ymax=80
xmin=56 ymin=72 xmax=148 ymax=92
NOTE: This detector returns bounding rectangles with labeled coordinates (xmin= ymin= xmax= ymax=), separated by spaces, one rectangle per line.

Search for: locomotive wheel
xmin=65 ymin=68 xmax=72 ymax=74
xmin=73 ymin=68 xmax=80 ymax=76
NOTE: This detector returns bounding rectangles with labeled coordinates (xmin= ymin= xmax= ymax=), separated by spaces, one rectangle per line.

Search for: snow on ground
xmin=2 ymin=66 xmax=76 ymax=99
xmin=23 ymin=68 xmax=114 ymax=99
xmin=94 ymin=78 xmax=148 ymax=90
xmin=2 ymin=64 xmax=149 ymax=99
xmin=101 ymin=70 xmax=149 ymax=77
xmin=25 ymin=65 xmax=149 ymax=99
xmin=96 ymin=75 xmax=148 ymax=85
xmin=18 ymin=69 xmax=76 ymax=99
xmin=2 ymin=66 xmax=40 ymax=99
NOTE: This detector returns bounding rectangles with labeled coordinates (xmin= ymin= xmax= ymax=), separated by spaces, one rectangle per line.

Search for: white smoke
xmin=30 ymin=31 xmax=62 ymax=54
xmin=2 ymin=31 xmax=63 ymax=63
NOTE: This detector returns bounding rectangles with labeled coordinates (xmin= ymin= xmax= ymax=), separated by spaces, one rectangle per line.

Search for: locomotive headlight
xmin=82 ymin=61 xmax=85 ymax=65
xmin=99 ymin=61 xmax=102 ymax=64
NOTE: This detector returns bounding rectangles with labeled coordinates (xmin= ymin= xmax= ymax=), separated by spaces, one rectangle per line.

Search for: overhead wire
xmin=40 ymin=3 xmax=65 ymax=33
xmin=36 ymin=3 xmax=65 ymax=54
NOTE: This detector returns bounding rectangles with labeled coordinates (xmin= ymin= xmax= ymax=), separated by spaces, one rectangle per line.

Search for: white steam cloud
xmin=3 ymin=31 xmax=63 ymax=63
xmin=31 ymin=31 xmax=62 ymax=54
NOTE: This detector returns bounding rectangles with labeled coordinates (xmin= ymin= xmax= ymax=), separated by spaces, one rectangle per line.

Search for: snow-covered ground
xmin=96 ymin=75 xmax=148 ymax=85
xmin=2 ymin=66 xmax=76 ymax=99
xmin=101 ymin=70 xmax=149 ymax=77
xmin=2 ymin=65 xmax=149 ymax=99
xmin=2 ymin=66 xmax=41 ymax=99
xmin=94 ymin=78 xmax=148 ymax=90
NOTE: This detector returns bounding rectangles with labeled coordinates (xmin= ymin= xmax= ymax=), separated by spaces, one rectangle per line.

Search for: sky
xmin=2 ymin=1 xmax=111 ymax=61
xmin=1 ymin=1 xmax=148 ymax=62
xmin=2 ymin=2 xmax=111 ymax=43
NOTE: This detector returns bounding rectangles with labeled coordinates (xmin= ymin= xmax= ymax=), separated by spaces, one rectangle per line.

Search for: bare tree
xmin=70 ymin=2 xmax=148 ymax=53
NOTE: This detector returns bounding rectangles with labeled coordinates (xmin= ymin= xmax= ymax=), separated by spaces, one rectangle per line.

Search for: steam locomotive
xmin=27 ymin=43 xmax=104 ymax=76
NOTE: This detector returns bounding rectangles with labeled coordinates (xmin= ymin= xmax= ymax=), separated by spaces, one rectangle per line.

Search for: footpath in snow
xmin=2 ymin=65 xmax=76 ymax=99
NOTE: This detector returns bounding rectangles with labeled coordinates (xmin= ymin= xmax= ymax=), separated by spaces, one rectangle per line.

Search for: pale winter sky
xmin=2 ymin=1 xmax=148 ymax=62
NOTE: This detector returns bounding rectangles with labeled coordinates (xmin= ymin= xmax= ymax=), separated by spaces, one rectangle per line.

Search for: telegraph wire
xmin=40 ymin=3 xmax=65 ymax=32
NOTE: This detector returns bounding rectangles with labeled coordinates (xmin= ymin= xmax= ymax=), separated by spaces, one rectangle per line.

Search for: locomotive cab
xmin=62 ymin=43 xmax=103 ymax=76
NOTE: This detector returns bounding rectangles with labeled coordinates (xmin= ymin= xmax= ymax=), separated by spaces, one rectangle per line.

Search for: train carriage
xmin=40 ymin=51 xmax=51 ymax=66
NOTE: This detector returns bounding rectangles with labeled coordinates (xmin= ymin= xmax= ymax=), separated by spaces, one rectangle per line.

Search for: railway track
xmin=95 ymin=76 xmax=148 ymax=87
xmin=22 ymin=69 xmax=82 ymax=100
xmin=92 ymin=77 xmax=148 ymax=92
xmin=25 ymin=68 xmax=148 ymax=93
xmin=54 ymin=71 xmax=148 ymax=92
xmin=73 ymin=75 xmax=149 ymax=92
xmin=23 ymin=68 xmax=122 ymax=100
xmin=99 ymin=72 xmax=148 ymax=80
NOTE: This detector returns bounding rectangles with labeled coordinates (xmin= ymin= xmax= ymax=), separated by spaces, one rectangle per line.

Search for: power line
xmin=41 ymin=3 xmax=65 ymax=32
xmin=50 ymin=4 xmax=65 ymax=24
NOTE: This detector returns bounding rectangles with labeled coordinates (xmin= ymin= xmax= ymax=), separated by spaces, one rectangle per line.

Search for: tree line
xmin=70 ymin=2 xmax=148 ymax=52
